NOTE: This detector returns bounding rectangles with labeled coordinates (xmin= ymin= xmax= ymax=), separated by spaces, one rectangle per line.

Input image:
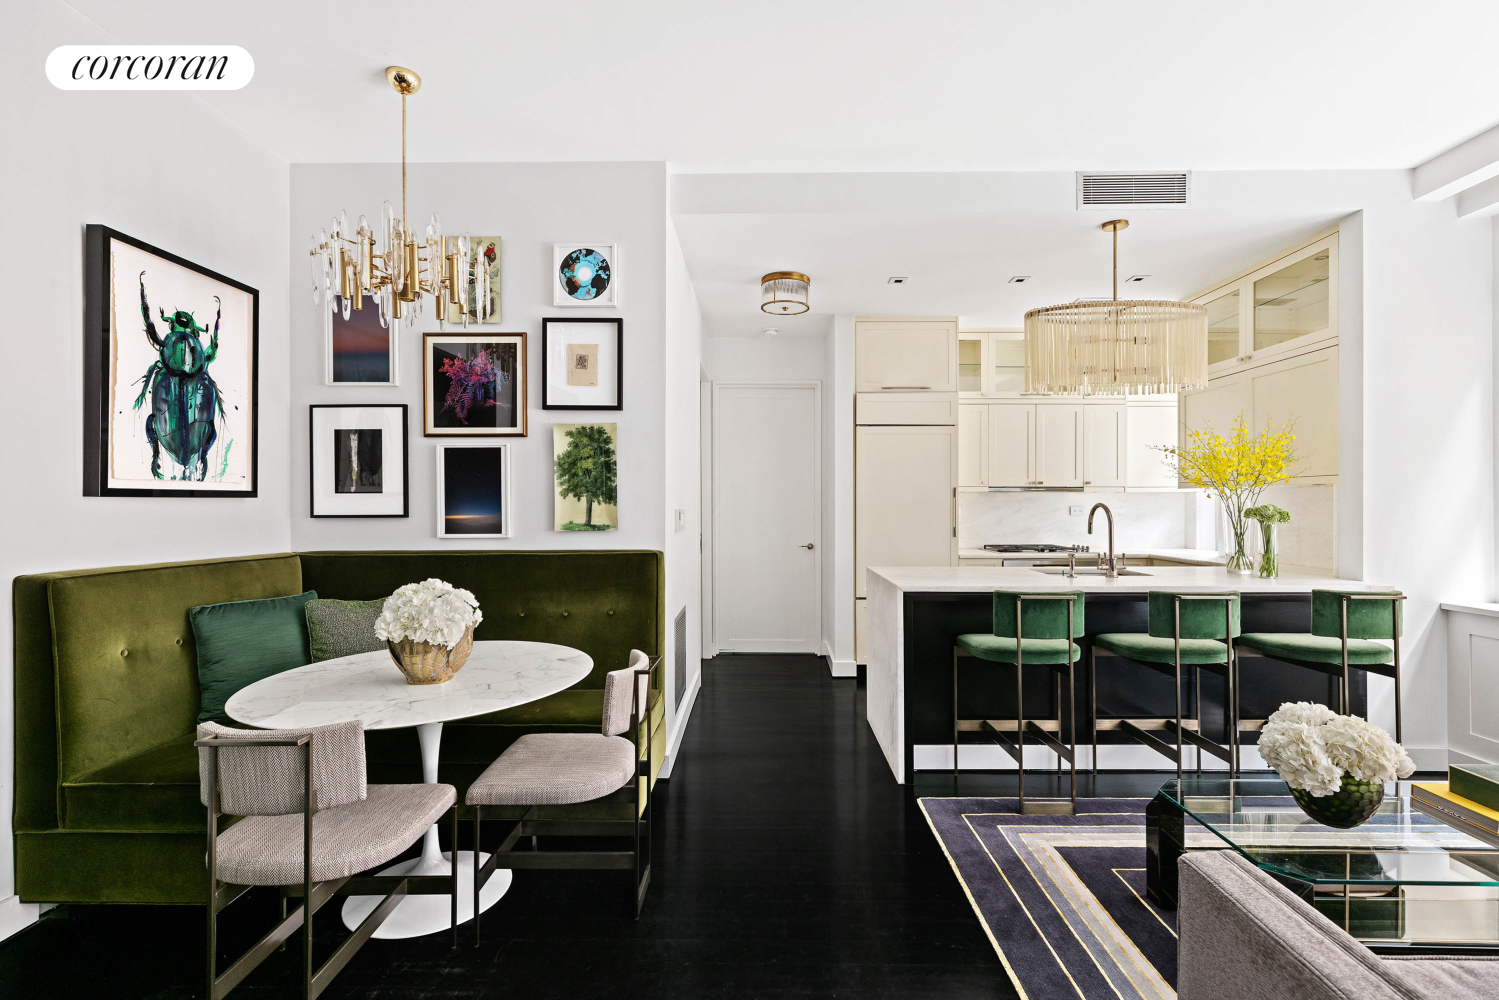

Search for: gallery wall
xmin=288 ymin=162 xmax=667 ymax=553
xmin=0 ymin=0 xmax=293 ymax=938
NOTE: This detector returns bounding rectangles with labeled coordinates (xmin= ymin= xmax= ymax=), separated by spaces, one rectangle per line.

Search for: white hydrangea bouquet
xmin=376 ymin=579 xmax=483 ymax=684
xmin=1258 ymin=701 xmax=1415 ymax=828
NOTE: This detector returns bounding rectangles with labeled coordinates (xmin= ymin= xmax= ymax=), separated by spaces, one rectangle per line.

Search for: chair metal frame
xmin=953 ymin=593 xmax=1080 ymax=814
xmin=1236 ymin=592 xmax=1405 ymax=742
xmin=1090 ymin=594 xmax=1241 ymax=782
xmin=199 ymin=733 xmax=459 ymax=1000
xmin=471 ymin=654 xmax=662 ymax=945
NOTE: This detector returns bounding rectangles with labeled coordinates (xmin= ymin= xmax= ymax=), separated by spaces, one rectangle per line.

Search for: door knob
xmin=801 ymin=543 xmax=815 ymax=550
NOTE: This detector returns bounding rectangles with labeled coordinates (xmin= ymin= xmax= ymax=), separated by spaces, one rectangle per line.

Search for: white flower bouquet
xmin=1258 ymin=701 xmax=1414 ymax=797
xmin=376 ymin=578 xmax=483 ymax=649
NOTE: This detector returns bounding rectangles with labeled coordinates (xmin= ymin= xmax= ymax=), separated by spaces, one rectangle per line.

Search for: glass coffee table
xmin=1148 ymin=778 xmax=1499 ymax=951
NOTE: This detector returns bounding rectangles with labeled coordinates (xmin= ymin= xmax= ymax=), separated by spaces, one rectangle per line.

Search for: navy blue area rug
xmin=920 ymin=798 xmax=1179 ymax=1000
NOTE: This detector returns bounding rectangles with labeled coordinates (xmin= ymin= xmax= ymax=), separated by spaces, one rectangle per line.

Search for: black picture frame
xmin=84 ymin=224 xmax=260 ymax=497
xmin=308 ymin=404 xmax=410 ymax=518
xmin=541 ymin=317 xmax=623 ymax=410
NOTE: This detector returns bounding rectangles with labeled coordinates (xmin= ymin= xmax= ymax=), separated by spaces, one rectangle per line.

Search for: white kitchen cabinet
xmin=855 ymin=393 xmax=958 ymax=426
xmin=1125 ymin=402 xmax=1178 ymax=490
xmin=957 ymin=404 xmax=988 ymax=488
xmin=1083 ymin=404 xmax=1126 ymax=488
xmin=1035 ymin=404 xmax=1083 ymax=488
xmin=854 ymin=424 xmax=957 ymax=599
xmin=987 ymin=403 xmax=1033 ymax=487
xmin=958 ymin=330 xmax=1027 ymax=396
xmin=855 ymin=319 xmax=959 ymax=393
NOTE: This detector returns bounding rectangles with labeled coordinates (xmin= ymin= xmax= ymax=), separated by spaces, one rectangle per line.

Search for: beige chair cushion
xmin=466 ymin=733 xmax=635 ymax=806
xmin=601 ymin=649 xmax=650 ymax=737
xmin=214 ymin=783 xmax=454 ymax=886
xmin=198 ymin=720 xmax=366 ymax=816
xmin=1381 ymin=956 xmax=1499 ymax=999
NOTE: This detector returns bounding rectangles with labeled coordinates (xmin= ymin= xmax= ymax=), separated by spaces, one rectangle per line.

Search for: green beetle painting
xmin=132 ymin=272 xmax=225 ymax=480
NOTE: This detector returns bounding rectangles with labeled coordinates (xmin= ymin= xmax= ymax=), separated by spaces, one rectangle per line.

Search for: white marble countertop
xmin=956 ymin=547 xmax=1225 ymax=565
xmin=226 ymin=640 xmax=593 ymax=730
xmin=870 ymin=564 xmax=1384 ymax=594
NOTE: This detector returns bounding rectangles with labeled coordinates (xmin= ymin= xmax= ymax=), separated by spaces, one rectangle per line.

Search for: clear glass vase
xmin=1258 ymin=522 xmax=1279 ymax=579
xmin=1226 ymin=519 xmax=1254 ymax=574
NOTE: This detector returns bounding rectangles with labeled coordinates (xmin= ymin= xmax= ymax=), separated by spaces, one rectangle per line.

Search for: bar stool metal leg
xmin=1089 ymin=645 xmax=1098 ymax=778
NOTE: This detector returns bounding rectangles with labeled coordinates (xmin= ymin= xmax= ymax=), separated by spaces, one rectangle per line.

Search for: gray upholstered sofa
xmin=1179 ymin=851 xmax=1499 ymax=999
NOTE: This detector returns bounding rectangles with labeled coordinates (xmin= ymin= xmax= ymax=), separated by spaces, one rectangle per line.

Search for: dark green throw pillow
xmin=305 ymin=597 xmax=387 ymax=662
xmin=191 ymin=590 xmax=317 ymax=724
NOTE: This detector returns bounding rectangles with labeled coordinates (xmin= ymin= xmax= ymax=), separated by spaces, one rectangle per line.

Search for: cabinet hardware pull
xmin=801 ymin=543 xmax=815 ymax=550
xmin=881 ymin=385 xmax=932 ymax=390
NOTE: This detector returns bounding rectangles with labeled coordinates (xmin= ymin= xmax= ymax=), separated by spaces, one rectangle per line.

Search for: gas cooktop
xmin=982 ymin=543 xmax=1090 ymax=554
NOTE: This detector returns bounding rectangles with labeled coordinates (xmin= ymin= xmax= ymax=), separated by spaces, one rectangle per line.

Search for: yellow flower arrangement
xmin=1162 ymin=415 xmax=1300 ymax=572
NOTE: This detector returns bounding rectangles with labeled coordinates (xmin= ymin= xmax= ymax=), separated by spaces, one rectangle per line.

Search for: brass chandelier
xmin=309 ymin=66 xmax=488 ymax=329
xmin=1024 ymin=220 xmax=1207 ymax=395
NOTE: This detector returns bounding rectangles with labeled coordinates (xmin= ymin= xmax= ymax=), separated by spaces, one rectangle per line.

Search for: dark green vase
xmin=1290 ymin=775 xmax=1386 ymax=829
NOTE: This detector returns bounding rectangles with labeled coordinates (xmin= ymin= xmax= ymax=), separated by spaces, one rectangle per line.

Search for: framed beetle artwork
xmin=84 ymin=225 xmax=259 ymax=497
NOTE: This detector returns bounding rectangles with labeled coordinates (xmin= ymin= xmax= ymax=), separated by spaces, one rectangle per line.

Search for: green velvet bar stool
xmin=954 ymin=590 xmax=1084 ymax=814
xmin=1092 ymin=592 xmax=1241 ymax=782
xmin=1237 ymin=589 xmax=1405 ymax=742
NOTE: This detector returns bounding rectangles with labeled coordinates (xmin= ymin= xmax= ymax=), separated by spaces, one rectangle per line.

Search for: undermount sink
xmin=1031 ymin=567 xmax=1151 ymax=577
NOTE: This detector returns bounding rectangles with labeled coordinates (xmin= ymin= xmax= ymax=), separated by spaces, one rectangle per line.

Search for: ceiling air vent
xmin=1077 ymin=172 xmax=1190 ymax=209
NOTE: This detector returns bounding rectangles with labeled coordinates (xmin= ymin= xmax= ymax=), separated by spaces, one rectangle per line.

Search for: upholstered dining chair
xmin=467 ymin=648 xmax=660 ymax=943
xmin=196 ymin=720 xmax=458 ymax=1000
xmin=1237 ymin=588 xmax=1405 ymax=740
xmin=1092 ymin=591 xmax=1241 ymax=781
xmin=954 ymin=591 xmax=1085 ymax=814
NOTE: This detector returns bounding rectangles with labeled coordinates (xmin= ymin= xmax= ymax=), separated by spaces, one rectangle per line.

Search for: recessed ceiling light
xmin=887 ymin=276 xmax=908 ymax=284
xmin=1008 ymin=275 xmax=1030 ymax=284
xmin=762 ymin=328 xmax=779 ymax=337
xmin=1314 ymin=254 xmax=1329 ymax=261
xmin=1126 ymin=274 xmax=1149 ymax=283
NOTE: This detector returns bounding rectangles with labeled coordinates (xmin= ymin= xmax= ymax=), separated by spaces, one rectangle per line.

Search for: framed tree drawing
xmin=552 ymin=243 xmax=619 ymax=307
xmin=542 ymin=318 xmax=622 ymax=410
xmin=553 ymin=423 xmax=618 ymax=531
xmin=437 ymin=444 xmax=511 ymax=538
xmin=84 ymin=225 xmax=258 ymax=497
xmin=309 ymin=404 xmax=408 ymax=517
xmin=423 ymin=332 xmax=527 ymax=436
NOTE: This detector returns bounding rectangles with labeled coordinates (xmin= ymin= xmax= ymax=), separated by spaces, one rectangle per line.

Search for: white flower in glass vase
xmin=1257 ymin=701 xmax=1414 ymax=797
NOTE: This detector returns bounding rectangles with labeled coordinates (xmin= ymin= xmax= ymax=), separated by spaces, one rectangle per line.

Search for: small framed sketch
xmin=309 ymin=404 xmax=408 ymax=517
xmin=325 ymin=298 xmax=397 ymax=385
xmin=542 ymin=318 xmax=622 ymax=410
xmin=552 ymin=243 xmax=619 ymax=307
xmin=456 ymin=236 xmax=502 ymax=324
xmin=424 ymin=332 xmax=527 ymax=436
xmin=436 ymin=444 xmax=511 ymax=538
xmin=553 ymin=423 xmax=618 ymax=531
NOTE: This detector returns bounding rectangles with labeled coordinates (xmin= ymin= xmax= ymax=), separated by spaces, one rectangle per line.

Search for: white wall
xmin=288 ymin=162 xmax=667 ymax=552
xmin=662 ymin=219 xmax=703 ymax=773
xmin=0 ymin=1 xmax=292 ymax=939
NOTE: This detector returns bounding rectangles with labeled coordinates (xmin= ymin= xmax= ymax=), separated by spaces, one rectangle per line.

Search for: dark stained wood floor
xmin=0 ymin=655 xmax=1180 ymax=999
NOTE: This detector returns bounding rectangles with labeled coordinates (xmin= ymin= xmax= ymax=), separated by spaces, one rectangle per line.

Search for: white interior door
xmin=712 ymin=383 xmax=821 ymax=653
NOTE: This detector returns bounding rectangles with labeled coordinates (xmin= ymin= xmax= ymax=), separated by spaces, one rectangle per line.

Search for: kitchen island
xmin=866 ymin=564 xmax=1394 ymax=783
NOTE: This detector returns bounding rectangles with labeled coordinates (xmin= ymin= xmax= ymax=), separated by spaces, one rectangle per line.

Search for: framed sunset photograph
xmin=423 ymin=332 xmax=527 ymax=436
xmin=325 ymin=297 xmax=398 ymax=385
xmin=436 ymin=443 xmax=511 ymax=538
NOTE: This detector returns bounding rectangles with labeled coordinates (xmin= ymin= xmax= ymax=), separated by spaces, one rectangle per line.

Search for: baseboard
xmin=0 ymin=894 xmax=40 ymax=942
xmin=823 ymin=640 xmax=856 ymax=678
xmin=659 ymin=669 xmax=702 ymax=780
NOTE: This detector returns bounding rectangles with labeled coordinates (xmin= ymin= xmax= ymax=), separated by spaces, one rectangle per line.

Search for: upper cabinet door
xmin=855 ymin=320 xmax=959 ymax=392
xmin=958 ymin=335 xmax=984 ymax=394
xmin=1125 ymin=403 xmax=1179 ymax=490
xmin=1082 ymin=404 xmax=1126 ymax=488
xmin=1247 ymin=346 xmax=1338 ymax=480
xmin=1035 ymin=404 xmax=1083 ymax=488
xmin=987 ymin=404 xmax=1033 ymax=487
xmin=957 ymin=404 xmax=988 ymax=487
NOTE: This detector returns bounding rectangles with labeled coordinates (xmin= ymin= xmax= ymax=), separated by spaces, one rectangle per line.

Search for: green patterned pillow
xmin=305 ymin=598 xmax=387 ymax=662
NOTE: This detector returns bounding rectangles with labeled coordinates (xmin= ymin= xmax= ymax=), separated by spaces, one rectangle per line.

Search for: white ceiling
xmin=65 ymin=1 xmax=1499 ymax=172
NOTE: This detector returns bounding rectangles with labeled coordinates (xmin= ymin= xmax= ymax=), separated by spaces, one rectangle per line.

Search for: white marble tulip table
xmin=225 ymin=640 xmax=593 ymax=939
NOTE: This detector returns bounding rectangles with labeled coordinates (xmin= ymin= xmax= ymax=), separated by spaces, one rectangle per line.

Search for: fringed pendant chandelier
xmin=1025 ymin=220 xmax=1207 ymax=395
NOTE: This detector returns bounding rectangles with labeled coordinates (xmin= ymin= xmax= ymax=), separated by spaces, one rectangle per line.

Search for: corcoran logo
xmin=46 ymin=45 xmax=254 ymax=90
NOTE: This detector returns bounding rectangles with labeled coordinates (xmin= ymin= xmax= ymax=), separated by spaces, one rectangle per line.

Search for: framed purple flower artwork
xmin=422 ymin=332 xmax=527 ymax=437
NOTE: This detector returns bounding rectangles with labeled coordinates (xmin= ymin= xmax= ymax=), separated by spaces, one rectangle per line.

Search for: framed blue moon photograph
xmin=552 ymin=242 xmax=619 ymax=308
xmin=436 ymin=443 xmax=511 ymax=538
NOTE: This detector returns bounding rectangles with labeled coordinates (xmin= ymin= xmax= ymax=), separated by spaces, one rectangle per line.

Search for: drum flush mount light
xmin=308 ymin=67 xmax=488 ymax=329
xmin=760 ymin=272 xmax=810 ymax=315
xmin=1025 ymin=220 xmax=1208 ymax=395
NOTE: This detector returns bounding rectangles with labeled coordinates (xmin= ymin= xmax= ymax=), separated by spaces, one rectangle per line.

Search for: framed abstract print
xmin=84 ymin=225 xmax=258 ymax=497
xmin=436 ymin=443 xmax=511 ymax=538
xmin=542 ymin=318 xmax=622 ymax=410
xmin=552 ymin=242 xmax=619 ymax=308
xmin=423 ymin=331 xmax=527 ymax=436
xmin=325 ymin=297 xmax=398 ymax=385
xmin=309 ymin=404 xmax=409 ymax=517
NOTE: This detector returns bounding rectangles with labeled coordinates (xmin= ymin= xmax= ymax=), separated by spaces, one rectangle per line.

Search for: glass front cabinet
xmin=958 ymin=329 xmax=1027 ymax=396
xmin=1191 ymin=233 xmax=1338 ymax=378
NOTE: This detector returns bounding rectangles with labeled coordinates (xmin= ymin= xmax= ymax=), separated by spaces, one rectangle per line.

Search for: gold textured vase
xmin=387 ymin=625 xmax=474 ymax=685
